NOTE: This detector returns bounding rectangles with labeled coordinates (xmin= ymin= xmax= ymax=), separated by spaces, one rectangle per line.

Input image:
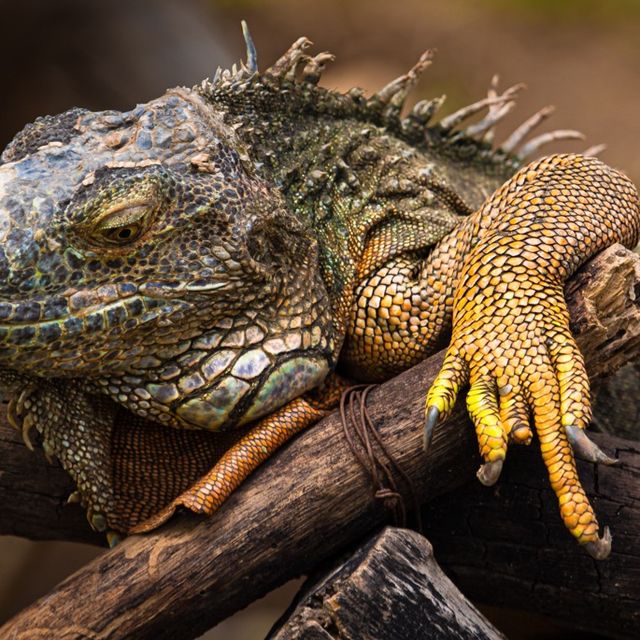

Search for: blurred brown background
xmin=1 ymin=0 xmax=638 ymax=638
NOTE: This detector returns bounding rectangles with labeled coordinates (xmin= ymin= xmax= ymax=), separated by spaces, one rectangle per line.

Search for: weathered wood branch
xmin=269 ymin=527 xmax=506 ymax=640
xmin=1 ymin=244 xmax=639 ymax=639
xmin=421 ymin=433 xmax=640 ymax=639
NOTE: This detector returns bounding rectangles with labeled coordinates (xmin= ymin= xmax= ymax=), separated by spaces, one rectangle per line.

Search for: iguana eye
xmin=100 ymin=223 xmax=143 ymax=244
xmin=94 ymin=203 xmax=151 ymax=245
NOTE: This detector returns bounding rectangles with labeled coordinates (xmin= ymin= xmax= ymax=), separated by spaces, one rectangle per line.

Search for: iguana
xmin=0 ymin=23 xmax=637 ymax=559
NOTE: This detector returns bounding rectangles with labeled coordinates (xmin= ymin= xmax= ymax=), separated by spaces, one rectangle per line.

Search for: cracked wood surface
xmin=0 ymin=244 xmax=639 ymax=639
xmin=422 ymin=433 xmax=640 ymax=639
xmin=269 ymin=527 xmax=506 ymax=640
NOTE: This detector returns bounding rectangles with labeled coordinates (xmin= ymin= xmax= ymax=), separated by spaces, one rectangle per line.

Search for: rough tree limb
xmin=269 ymin=527 xmax=506 ymax=640
xmin=0 ymin=244 xmax=639 ymax=639
xmin=421 ymin=433 xmax=640 ymax=639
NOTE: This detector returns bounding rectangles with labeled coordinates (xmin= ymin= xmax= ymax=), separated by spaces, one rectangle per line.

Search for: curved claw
xmin=583 ymin=526 xmax=612 ymax=560
xmin=7 ymin=383 xmax=38 ymax=440
xmin=88 ymin=510 xmax=107 ymax=533
xmin=21 ymin=414 xmax=35 ymax=451
xmin=423 ymin=405 xmax=440 ymax=452
xmin=566 ymin=425 xmax=619 ymax=465
xmin=6 ymin=401 xmax=20 ymax=431
xmin=106 ymin=531 xmax=122 ymax=549
xmin=15 ymin=384 xmax=35 ymax=416
xmin=476 ymin=459 xmax=503 ymax=486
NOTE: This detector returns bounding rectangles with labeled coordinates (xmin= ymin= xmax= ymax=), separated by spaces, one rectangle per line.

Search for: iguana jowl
xmin=0 ymin=24 xmax=637 ymax=558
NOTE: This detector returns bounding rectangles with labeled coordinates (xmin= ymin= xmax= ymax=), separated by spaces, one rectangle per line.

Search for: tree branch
xmin=1 ymin=244 xmax=640 ymax=639
xmin=269 ymin=527 xmax=506 ymax=639
xmin=422 ymin=433 xmax=640 ymax=639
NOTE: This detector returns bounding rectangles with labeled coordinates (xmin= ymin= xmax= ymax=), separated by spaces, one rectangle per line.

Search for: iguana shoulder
xmin=196 ymin=28 xmax=577 ymax=328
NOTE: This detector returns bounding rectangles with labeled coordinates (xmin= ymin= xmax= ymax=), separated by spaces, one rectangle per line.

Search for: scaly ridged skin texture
xmin=427 ymin=156 xmax=639 ymax=543
xmin=0 ymin=33 xmax=638 ymax=554
xmin=348 ymin=154 xmax=640 ymax=544
xmin=131 ymin=372 xmax=350 ymax=533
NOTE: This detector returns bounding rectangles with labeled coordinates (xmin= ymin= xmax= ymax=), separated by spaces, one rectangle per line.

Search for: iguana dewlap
xmin=0 ymin=24 xmax=637 ymax=559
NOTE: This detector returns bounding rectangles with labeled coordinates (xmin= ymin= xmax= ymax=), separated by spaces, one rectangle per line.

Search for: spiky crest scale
xmin=197 ymin=24 xmax=591 ymax=171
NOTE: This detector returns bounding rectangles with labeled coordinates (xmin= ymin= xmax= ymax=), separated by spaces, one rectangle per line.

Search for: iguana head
xmin=0 ymin=86 xmax=319 ymax=379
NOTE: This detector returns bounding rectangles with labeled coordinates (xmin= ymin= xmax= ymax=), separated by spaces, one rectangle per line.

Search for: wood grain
xmin=269 ymin=527 xmax=506 ymax=640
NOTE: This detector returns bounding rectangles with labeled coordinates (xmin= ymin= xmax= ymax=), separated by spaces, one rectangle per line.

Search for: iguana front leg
xmin=343 ymin=154 xmax=639 ymax=558
xmin=1 ymin=371 xmax=119 ymax=533
xmin=131 ymin=372 xmax=351 ymax=533
xmin=425 ymin=154 xmax=639 ymax=557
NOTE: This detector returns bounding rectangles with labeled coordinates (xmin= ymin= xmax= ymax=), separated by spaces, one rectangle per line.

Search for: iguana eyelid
xmin=96 ymin=202 xmax=153 ymax=231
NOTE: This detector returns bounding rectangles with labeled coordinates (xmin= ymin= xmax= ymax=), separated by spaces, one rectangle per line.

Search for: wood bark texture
xmin=269 ymin=527 xmax=506 ymax=640
xmin=0 ymin=243 xmax=639 ymax=639
xmin=422 ymin=432 xmax=640 ymax=639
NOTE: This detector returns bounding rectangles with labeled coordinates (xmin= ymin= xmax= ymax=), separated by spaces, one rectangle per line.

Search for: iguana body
xmin=0 ymin=27 xmax=637 ymax=557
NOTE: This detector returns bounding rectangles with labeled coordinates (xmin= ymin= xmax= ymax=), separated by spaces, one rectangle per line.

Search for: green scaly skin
xmin=0 ymin=27 xmax=636 ymax=556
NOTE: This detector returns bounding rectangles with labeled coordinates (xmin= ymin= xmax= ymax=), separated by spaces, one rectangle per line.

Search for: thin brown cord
xmin=339 ymin=384 xmax=423 ymax=532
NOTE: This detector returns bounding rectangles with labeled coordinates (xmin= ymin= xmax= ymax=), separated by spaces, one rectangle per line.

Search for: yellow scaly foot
xmin=424 ymin=154 xmax=639 ymax=559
